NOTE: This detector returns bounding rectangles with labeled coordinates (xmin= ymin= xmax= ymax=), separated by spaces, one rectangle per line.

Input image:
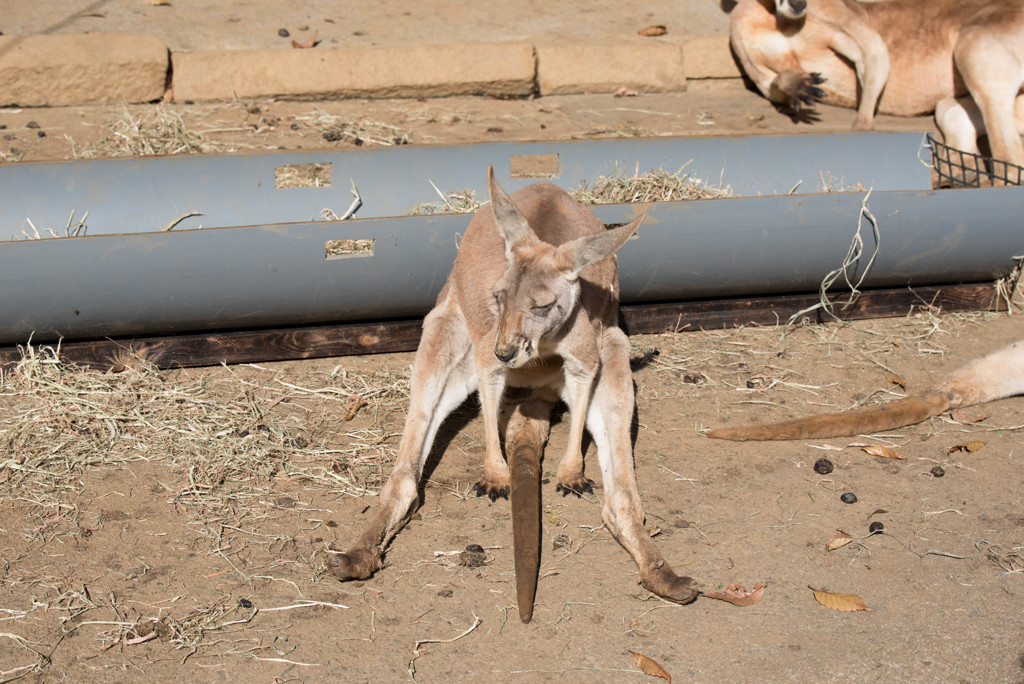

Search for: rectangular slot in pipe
xmin=510 ymin=154 xmax=560 ymax=179
xmin=276 ymin=162 xmax=333 ymax=189
xmin=325 ymin=238 xmax=374 ymax=260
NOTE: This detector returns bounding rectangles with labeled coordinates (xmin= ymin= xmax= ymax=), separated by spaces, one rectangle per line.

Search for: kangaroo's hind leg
xmin=330 ymin=298 xmax=476 ymax=580
xmin=587 ymin=327 xmax=699 ymax=604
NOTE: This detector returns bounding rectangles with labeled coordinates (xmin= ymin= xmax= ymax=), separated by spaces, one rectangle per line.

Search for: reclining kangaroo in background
xmin=729 ymin=0 xmax=1024 ymax=167
xmin=708 ymin=338 xmax=1024 ymax=441
xmin=330 ymin=167 xmax=699 ymax=608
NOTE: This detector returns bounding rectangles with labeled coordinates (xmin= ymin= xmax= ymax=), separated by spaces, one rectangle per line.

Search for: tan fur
xmin=329 ymin=167 xmax=699 ymax=607
xmin=730 ymin=0 xmax=1024 ymax=166
xmin=708 ymin=338 xmax=1024 ymax=441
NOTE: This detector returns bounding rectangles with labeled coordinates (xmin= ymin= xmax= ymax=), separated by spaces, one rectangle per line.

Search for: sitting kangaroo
xmin=330 ymin=167 xmax=699 ymax=606
xmin=729 ymin=0 xmax=1024 ymax=167
xmin=708 ymin=338 xmax=1024 ymax=441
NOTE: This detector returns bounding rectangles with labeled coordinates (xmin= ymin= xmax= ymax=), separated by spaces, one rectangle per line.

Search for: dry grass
xmin=409 ymin=186 xmax=484 ymax=215
xmin=571 ymin=166 xmax=731 ymax=204
xmin=295 ymin=109 xmax=412 ymax=146
xmin=408 ymin=167 xmax=731 ymax=215
xmin=0 ymin=148 xmax=24 ymax=164
xmin=0 ymin=344 xmax=411 ymax=525
xmin=69 ymin=106 xmax=237 ymax=159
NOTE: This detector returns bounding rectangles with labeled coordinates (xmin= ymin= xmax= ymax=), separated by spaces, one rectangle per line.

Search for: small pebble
xmin=868 ymin=521 xmax=884 ymax=534
xmin=746 ymin=380 xmax=756 ymax=389
xmin=458 ymin=545 xmax=488 ymax=567
xmin=813 ymin=458 xmax=834 ymax=475
xmin=840 ymin=492 xmax=858 ymax=504
xmin=239 ymin=598 xmax=254 ymax=609
xmin=37 ymin=130 xmax=46 ymax=138
xmin=931 ymin=465 xmax=945 ymax=478
xmin=278 ymin=28 xmax=290 ymax=37
xmin=26 ymin=121 xmax=40 ymax=129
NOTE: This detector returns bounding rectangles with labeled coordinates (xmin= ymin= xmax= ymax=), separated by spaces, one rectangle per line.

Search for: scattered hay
xmin=408 ymin=186 xmax=484 ymax=215
xmin=0 ymin=148 xmax=24 ymax=164
xmin=296 ymin=109 xmax=412 ymax=146
xmin=408 ymin=167 xmax=730 ymax=216
xmin=14 ymin=210 xmax=89 ymax=241
xmin=0 ymin=344 xmax=410 ymax=533
xmin=70 ymin=105 xmax=233 ymax=159
xmin=571 ymin=166 xmax=731 ymax=204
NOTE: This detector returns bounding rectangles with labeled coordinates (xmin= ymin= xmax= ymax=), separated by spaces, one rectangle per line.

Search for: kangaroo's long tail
xmin=707 ymin=391 xmax=955 ymax=441
xmin=707 ymin=339 xmax=1024 ymax=441
xmin=510 ymin=443 xmax=541 ymax=623
xmin=505 ymin=396 xmax=554 ymax=623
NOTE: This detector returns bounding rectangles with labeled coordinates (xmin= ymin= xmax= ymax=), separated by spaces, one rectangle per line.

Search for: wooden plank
xmin=617 ymin=282 xmax=1001 ymax=334
xmin=0 ymin=283 xmax=1001 ymax=371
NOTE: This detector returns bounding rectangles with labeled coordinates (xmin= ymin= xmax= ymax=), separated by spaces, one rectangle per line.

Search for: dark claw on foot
xmin=555 ymin=479 xmax=595 ymax=498
xmin=472 ymin=482 xmax=509 ymax=501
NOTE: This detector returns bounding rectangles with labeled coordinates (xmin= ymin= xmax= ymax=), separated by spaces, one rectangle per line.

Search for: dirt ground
xmin=1 ymin=44 xmax=1023 ymax=684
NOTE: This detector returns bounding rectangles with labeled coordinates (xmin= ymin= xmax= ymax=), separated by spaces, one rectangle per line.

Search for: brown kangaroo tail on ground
xmin=510 ymin=442 xmax=542 ymax=623
xmin=707 ymin=339 xmax=1024 ymax=441
xmin=706 ymin=390 xmax=956 ymax=441
xmin=505 ymin=395 xmax=554 ymax=623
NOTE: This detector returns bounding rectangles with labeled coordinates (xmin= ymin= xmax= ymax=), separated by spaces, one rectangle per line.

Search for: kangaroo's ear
xmin=556 ymin=214 xmax=643 ymax=280
xmin=487 ymin=165 xmax=534 ymax=257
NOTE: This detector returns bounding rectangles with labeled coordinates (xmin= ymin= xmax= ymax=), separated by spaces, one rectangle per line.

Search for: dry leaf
xmin=867 ymin=508 xmax=888 ymax=519
xmin=951 ymin=409 xmax=989 ymax=424
xmin=649 ymin=527 xmax=662 ymax=537
xmin=703 ymin=583 xmax=766 ymax=607
xmin=630 ymin=650 xmax=671 ymax=682
xmin=885 ymin=372 xmax=907 ymax=389
xmin=949 ymin=440 xmax=986 ymax=454
xmin=638 ymin=25 xmax=668 ymax=37
xmin=861 ymin=445 xmax=903 ymax=460
xmin=811 ymin=588 xmax=871 ymax=612
xmin=143 ymin=0 xmax=171 ymax=5
xmin=614 ymin=86 xmax=640 ymax=98
xmin=826 ymin=530 xmax=854 ymax=551
xmin=291 ymin=31 xmax=320 ymax=49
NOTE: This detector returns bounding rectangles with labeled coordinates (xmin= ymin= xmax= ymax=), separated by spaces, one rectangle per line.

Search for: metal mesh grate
xmin=928 ymin=133 xmax=1024 ymax=188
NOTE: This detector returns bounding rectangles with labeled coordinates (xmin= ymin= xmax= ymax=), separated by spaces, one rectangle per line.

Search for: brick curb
xmin=0 ymin=34 xmax=168 ymax=107
xmin=0 ymin=33 xmax=741 ymax=108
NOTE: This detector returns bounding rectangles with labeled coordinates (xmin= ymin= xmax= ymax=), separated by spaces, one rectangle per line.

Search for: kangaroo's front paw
xmin=554 ymin=476 xmax=595 ymax=498
xmin=328 ymin=547 xmax=382 ymax=581
xmin=778 ymin=70 xmax=826 ymax=110
xmin=640 ymin=561 xmax=700 ymax=605
xmin=472 ymin=478 xmax=510 ymax=502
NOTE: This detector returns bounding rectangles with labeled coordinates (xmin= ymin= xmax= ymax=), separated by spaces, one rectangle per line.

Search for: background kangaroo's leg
xmin=330 ymin=304 xmax=476 ymax=580
xmin=506 ymin=394 xmax=554 ymax=623
xmin=587 ymin=328 xmax=699 ymax=604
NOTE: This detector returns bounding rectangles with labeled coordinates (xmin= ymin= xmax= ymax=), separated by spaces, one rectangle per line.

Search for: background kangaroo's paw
xmin=777 ymin=70 xmax=827 ymax=110
xmin=640 ymin=561 xmax=700 ymax=605
xmin=328 ymin=547 xmax=382 ymax=581
xmin=554 ymin=476 xmax=595 ymax=498
xmin=472 ymin=478 xmax=510 ymax=502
